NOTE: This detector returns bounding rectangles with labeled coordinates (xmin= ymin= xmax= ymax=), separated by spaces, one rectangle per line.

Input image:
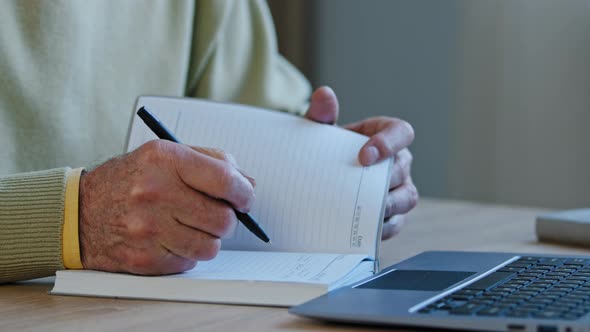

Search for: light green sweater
xmin=0 ymin=0 xmax=310 ymax=282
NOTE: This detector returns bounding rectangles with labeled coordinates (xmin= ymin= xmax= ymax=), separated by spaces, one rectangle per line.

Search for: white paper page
xmin=169 ymin=250 xmax=368 ymax=285
xmin=127 ymin=97 xmax=390 ymax=256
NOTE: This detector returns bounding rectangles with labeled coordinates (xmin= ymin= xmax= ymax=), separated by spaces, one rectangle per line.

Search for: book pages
xmin=128 ymin=96 xmax=391 ymax=258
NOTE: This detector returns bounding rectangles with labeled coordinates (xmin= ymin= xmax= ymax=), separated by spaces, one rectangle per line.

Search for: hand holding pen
xmin=76 ymin=108 xmax=267 ymax=276
xmin=137 ymin=106 xmax=270 ymax=243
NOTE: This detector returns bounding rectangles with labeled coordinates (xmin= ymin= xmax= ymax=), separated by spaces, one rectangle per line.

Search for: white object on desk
xmin=536 ymin=208 xmax=590 ymax=247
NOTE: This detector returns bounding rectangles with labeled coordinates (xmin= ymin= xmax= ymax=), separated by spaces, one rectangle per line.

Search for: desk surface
xmin=2 ymin=198 xmax=589 ymax=331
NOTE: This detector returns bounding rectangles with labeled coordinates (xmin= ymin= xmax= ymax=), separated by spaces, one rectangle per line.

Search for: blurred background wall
xmin=268 ymin=0 xmax=590 ymax=209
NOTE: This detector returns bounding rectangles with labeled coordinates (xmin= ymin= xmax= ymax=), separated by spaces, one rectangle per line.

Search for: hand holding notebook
xmin=67 ymin=84 xmax=416 ymax=277
xmin=53 ymin=96 xmax=393 ymax=306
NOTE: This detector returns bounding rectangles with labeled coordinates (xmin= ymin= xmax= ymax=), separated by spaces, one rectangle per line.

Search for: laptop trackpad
xmin=356 ymin=270 xmax=475 ymax=291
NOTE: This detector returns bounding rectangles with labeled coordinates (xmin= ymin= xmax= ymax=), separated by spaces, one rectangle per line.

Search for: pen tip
xmin=267 ymin=241 xmax=272 ymax=245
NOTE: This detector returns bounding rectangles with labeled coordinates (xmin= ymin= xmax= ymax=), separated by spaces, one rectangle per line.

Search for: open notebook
xmin=51 ymin=96 xmax=391 ymax=306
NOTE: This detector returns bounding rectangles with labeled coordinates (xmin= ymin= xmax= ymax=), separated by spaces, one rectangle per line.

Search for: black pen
xmin=136 ymin=106 xmax=271 ymax=244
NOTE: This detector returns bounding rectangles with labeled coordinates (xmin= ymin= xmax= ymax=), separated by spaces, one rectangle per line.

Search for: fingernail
xmin=244 ymin=174 xmax=256 ymax=187
xmin=238 ymin=169 xmax=256 ymax=187
xmin=365 ymin=146 xmax=379 ymax=164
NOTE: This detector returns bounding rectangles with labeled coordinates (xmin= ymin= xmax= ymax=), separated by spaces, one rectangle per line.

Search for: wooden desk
xmin=2 ymin=199 xmax=589 ymax=331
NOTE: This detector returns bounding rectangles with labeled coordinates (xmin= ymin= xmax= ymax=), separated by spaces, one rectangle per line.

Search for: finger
xmin=346 ymin=118 xmax=415 ymax=166
xmin=190 ymin=146 xmax=256 ymax=187
xmin=163 ymin=142 xmax=255 ymax=212
xmin=304 ymin=86 xmax=339 ymax=124
xmin=170 ymin=188 xmax=239 ymax=239
xmin=154 ymin=251 xmax=198 ymax=275
xmin=191 ymin=146 xmax=237 ymax=164
xmin=389 ymin=148 xmax=412 ymax=190
xmin=381 ymin=215 xmax=406 ymax=241
xmin=383 ymin=179 xmax=419 ymax=218
xmin=159 ymin=218 xmax=223 ymax=261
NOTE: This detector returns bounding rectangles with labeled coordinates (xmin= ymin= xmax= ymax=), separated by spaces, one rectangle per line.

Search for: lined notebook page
xmin=169 ymin=250 xmax=368 ymax=284
xmin=127 ymin=97 xmax=390 ymax=257
xmin=52 ymin=251 xmax=373 ymax=306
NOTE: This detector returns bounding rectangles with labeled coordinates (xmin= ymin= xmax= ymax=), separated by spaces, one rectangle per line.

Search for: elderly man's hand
xmin=78 ymin=140 xmax=255 ymax=275
xmin=305 ymin=87 xmax=418 ymax=240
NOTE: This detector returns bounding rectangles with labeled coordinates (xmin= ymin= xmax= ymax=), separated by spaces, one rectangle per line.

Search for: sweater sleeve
xmin=186 ymin=0 xmax=311 ymax=115
xmin=0 ymin=168 xmax=67 ymax=283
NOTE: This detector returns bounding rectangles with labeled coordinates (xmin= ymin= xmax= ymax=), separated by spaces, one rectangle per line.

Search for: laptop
xmin=290 ymin=251 xmax=590 ymax=331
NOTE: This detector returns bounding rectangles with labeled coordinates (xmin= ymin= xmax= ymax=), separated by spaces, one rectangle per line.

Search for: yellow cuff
xmin=62 ymin=167 xmax=84 ymax=269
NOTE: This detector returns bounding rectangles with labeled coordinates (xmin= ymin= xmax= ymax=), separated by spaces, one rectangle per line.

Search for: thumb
xmin=304 ymin=86 xmax=339 ymax=124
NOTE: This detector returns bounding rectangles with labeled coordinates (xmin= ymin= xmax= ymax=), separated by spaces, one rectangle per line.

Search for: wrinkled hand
xmin=79 ymin=140 xmax=255 ymax=275
xmin=305 ymin=87 xmax=418 ymax=240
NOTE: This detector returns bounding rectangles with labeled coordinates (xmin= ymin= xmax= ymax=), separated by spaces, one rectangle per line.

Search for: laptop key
xmin=569 ymin=293 xmax=590 ymax=300
xmin=498 ymin=267 xmax=526 ymax=274
xmin=465 ymin=272 xmax=514 ymax=291
xmin=546 ymin=272 xmax=571 ymax=278
xmin=505 ymin=311 xmax=530 ymax=318
xmin=476 ymin=307 xmax=503 ymax=316
xmin=512 ymin=276 xmax=536 ymax=282
xmin=517 ymin=257 xmax=540 ymax=263
xmin=443 ymin=300 xmax=468 ymax=309
xmin=504 ymin=294 xmax=533 ymax=301
xmin=528 ymin=268 xmax=552 ymax=273
xmin=450 ymin=294 xmax=473 ymax=301
xmin=435 ymin=301 xmax=447 ymax=308
xmin=561 ymin=313 xmax=583 ymax=320
xmin=522 ymin=286 xmax=546 ymax=292
xmin=572 ymin=310 xmax=588 ymax=315
xmin=453 ymin=289 xmax=483 ymax=297
xmin=532 ymin=311 xmax=563 ymax=319
xmin=505 ymin=263 xmax=532 ymax=269
xmin=538 ymin=258 xmax=569 ymax=266
xmin=517 ymin=304 xmax=543 ymax=311
xmin=564 ymin=259 xmax=590 ymax=266
xmin=513 ymin=291 xmax=539 ymax=297
xmin=567 ymin=276 xmax=590 ymax=281
xmin=505 ymin=280 xmax=529 ymax=285
xmin=449 ymin=303 xmax=484 ymax=315
xmin=529 ymin=283 xmax=554 ymax=288
xmin=559 ymin=280 xmax=585 ymax=286
xmin=495 ymin=303 xmax=517 ymax=310
xmin=533 ymin=295 xmax=559 ymax=302
xmin=530 ymin=299 xmax=555 ymax=307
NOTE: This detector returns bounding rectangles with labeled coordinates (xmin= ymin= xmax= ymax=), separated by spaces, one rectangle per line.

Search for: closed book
xmin=536 ymin=208 xmax=590 ymax=247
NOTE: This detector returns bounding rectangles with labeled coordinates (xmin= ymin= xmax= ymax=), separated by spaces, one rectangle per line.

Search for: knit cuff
xmin=0 ymin=168 xmax=68 ymax=283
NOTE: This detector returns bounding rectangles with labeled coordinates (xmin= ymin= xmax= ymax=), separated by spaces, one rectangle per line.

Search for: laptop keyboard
xmin=418 ymin=256 xmax=590 ymax=320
